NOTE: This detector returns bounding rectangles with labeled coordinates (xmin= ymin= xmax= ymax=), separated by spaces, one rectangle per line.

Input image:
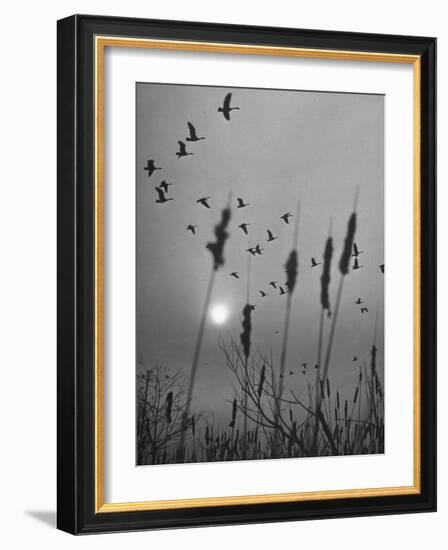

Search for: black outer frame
xmin=57 ymin=14 xmax=436 ymax=535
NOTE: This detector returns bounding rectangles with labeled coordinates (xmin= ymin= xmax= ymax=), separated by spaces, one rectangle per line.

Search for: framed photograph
xmin=57 ymin=15 xmax=436 ymax=534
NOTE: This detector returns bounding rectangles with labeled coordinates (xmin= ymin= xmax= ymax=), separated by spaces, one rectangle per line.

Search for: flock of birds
xmin=143 ymin=89 xmax=385 ymax=340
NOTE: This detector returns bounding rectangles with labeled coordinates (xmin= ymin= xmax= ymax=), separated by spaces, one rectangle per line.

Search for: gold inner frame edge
xmin=94 ymin=35 xmax=421 ymax=513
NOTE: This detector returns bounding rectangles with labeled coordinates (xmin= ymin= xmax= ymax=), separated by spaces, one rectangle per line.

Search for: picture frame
xmin=57 ymin=14 xmax=436 ymax=534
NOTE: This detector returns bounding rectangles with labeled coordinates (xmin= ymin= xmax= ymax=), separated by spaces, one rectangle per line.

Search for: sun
xmin=210 ymin=303 xmax=230 ymax=325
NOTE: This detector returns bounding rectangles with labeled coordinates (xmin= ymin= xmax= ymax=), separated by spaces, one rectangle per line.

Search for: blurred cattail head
xmin=370 ymin=344 xmax=377 ymax=376
xmin=257 ymin=364 xmax=266 ymax=399
xmin=165 ymin=391 xmax=173 ymax=423
xmin=339 ymin=212 xmax=357 ymax=275
xmin=191 ymin=415 xmax=195 ymax=436
xmin=320 ymin=237 xmax=333 ymax=310
xmin=240 ymin=304 xmax=252 ymax=360
xmin=285 ymin=250 xmax=298 ymax=293
xmin=206 ymin=206 xmax=231 ymax=270
xmin=229 ymin=398 xmax=237 ymax=428
xmin=353 ymin=387 xmax=359 ymax=404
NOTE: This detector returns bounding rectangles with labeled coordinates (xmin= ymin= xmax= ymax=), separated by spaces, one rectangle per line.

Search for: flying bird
xmin=259 ymin=290 xmax=267 ymax=298
xmin=159 ymin=180 xmax=173 ymax=193
xmin=155 ymin=186 xmax=173 ymax=204
xmin=186 ymin=121 xmax=205 ymax=142
xmin=237 ymin=197 xmax=249 ymax=208
xmin=196 ymin=196 xmax=211 ymax=208
xmin=352 ymin=258 xmax=364 ymax=270
xmin=379 ymin=264 xmax=385 ymax=273
xmin=254 ymin=244 xmax=264 ymax=255
xmin=301 ymin=363 xmax=308 ymax=369
xmin=279 ymin=286 xmax=287 ymax=296
xmin=266 ymin=229 xmax=278 ymax=242
xmin=311 ymin=257 xmax=321 ymax=268
xmin=353 ymin=356 xmax=359 ymax=362
xmin=186 ymin=224 xmax=197 ymax=235
xmin=352 ymin=242 xmax=364 ymax=257
xmin=268 ymin=281 xmax=277 ymax=289
xmin=355 ymin=298 xmax=364 ymax=305
xmin=281 ymin=212 xmax=293 ymax=224
xmin=176 ymin=140 xmax=193 ymax=158
xmin=144 ymin=159 xmax=161 ymax=177
xmin=218 ymin=92 xmax=240 ymax=121
xmin=246 ymin=247 xmax=257 ymax=256
xmin=229 ymin=272 xmax=240 ymax=279
xmin=361 ymin=307 xmax=368 ymax=314
xmin=289 ymin=371 xmax=294 ymax=376
xmin=238 ymin=222 xmax=250 ymax=235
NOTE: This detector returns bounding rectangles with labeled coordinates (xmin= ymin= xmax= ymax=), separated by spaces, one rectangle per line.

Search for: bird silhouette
xmin=144 ymin=159 xmax=161 ymax=177
xmin=361 ymin=307 xmax=368 ymax=314
xmin=237 ymin=197 xmax=249 ymax=208
xmin=352 ymin=242 xmax=364 ymax=257
xmin=186 ymin=224 xmax=197 ymax=235
xmin=268 ymin=281 xmax=277 ymax=289
xmin=254 ymin=244 xmax=264 ymax=255
xmin=352 ymin=258 xmax=364 ymax=270
xmin=159 ymin=180 xmax=172 ymax=193
xmin=246 ymin=247 xmax=257 ymax=256
xmin=281 ymin=212 xmax=293 ymax=224
xmin=196 ymin=196 xmax=211 ymax=208
xmin=311 ymin=258 xmax=321 ymax=268
xmin=302 ymin=370 xmax=306 ymax=376
xmin=218 ymin=92 xmax=240 ymax=120
xmin=229 ymin=272 xmax=240 ymax=279
xmin=314 ymin=364 xmax=319 ymax=369
xmin=259 ymin=290 xmax=267 ymax=298
xmin=279 ymin=286 xmax=286 ymax=295
xmin=186 ymin=122 xmax=205 ymax=142
xmin=289 ymin=371 xmax=294 ymax=376
xmin=238 ymin=222 xmax=250 ymax=235
xmin=301 ymin=362 xmax=308 ymax=369
xmin=266 ymin=229 xmax=278 ymax=242
xmin=249 ymin=304 xmax=256 ymax=311
xmin=176 ymin=140 xmax=193 ymax=158
xmin=355 ymin=298 xmax=364 ymax=305
xmin=379 ymin=264 xmax=385 ymax=273
xmin=155 ymin=187 xmax=173 ymax=204
xmin=353 ymin=356 xmax=359 ymax=362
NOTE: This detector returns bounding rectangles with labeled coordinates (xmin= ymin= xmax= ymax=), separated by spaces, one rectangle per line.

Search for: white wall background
xmin=0 ymin=1 xmax=443 ymax=548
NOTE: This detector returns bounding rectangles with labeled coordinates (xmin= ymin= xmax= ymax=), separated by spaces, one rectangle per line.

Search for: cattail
xmin=240 ymin=304 xmax=252 ymax=359
xmin=359 ymin=368 xmax=363 ymax=383
xmin=353 ymin=387 xmax=359 ymax=404
xmin=337 ymin=391 xmax=340 ymax=410
xmin=257 ymin=364 xmax=266 ymax=399
xmin=344 ymin=399 xmax=348 ymax=420
xmin=205 ymin=426 xmax=209 ymax=445
xmin=165 ymin=391 xmax=173 ymax=423
xmin=339 ymin=213 xmax=357 ymax=275
xmin=191 ymin=415 xmax=195 ymax=436
xmin=334 ymin=407 xmax=338 ymax=422
xmin=285 ymin=250 xmax=298 ymax=293
xmin=320 ymin=380 xmax=325 ymax=400
xmin=370 ymin=344 xmax=377 ymax=376
xmin=289 ymin=409 xmax=293 ymax=423
xmin=229 ymin=398 xmax=237 ymax=428
xmin=320 ymin=237 xmax=333 ymax=310
xmin=326 ymin=378 xmax=331 ymax=398
xmin=206 ymin=206 xmax=231 ymax=271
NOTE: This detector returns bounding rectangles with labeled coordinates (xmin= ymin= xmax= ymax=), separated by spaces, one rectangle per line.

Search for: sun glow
xmin=210 ymin=303 xmax=230 ymax=325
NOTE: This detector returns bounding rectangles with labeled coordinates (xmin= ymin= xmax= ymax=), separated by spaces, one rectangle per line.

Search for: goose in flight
xmin=176 ymin=140 xmax=193 ymax=158
xmin=352 ymin=258 xmax=364 ymax=270
xmin=281 ymin=212 xmax=293 ymax=224
xmin=266 ymin=229 xmax=278 ymax=242
xmin=186 ymin=224 xmax=197 ymax=235
xmin=196 ymin=196 xmax=211 ymax=208
xmin=311 ymin=257 xmax=321 ymax=268
xmin=246 ymin=247 xmax=257 ymax=256
xmin=355 ymin=298 xmax=364 ymax=305
xmin=279 ymin=286 xmax=286 ymax=295
xmin=379 ymin=264 xmax=385 ymax=273
xmin=254 ymin=244 xmax=264 ymax=255
xmin=218 ymin=92 xmax=240 ymax=121
xmin=352 ymin=242 xmax=364 ymax=257
xmin=155 ymin=187 xmax=173 ymax=204
xmin=229 ymin=272 xmax=240 ymax=279
xmin=144 ymin=159 xmax=161 ymax=177
xmin=259 ymin=290 xmax=267 ymax=298
xmin=186 ymin=122 xmax=205 ymax=142
xmin=268 ymin=281 xmax=277 ymax=289
xmin=159 ymin=180 xmax=172 ymax=193
xmin=238 ymin=222 xmax=250 ymax=235
xmin=361 ymin=307 xmax=368 ymax=314
xmin=301 ymin=363 xmax=308 ymax=369
xmin=237 ymin=197 xmax=249 ymax=208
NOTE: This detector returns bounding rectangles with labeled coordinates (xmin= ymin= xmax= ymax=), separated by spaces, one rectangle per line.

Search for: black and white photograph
xmin=136 ymin=82 xmax=385 ymax=466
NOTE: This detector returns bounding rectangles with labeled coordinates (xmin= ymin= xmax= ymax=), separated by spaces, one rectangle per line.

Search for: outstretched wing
xmin=178 ymin=140 xmax=186 ymax=154
xmin=187 ymin=121 xmax=197 ymax=139
xmin=267 ymin=229 xmax=274 ymax=240
xmin=237 ymin=198 xmax=244 ymax=207
xmin=155 ymin=187 xmax=165 ymax=201
xmin=353 ymin=242 xmax=359 ymax=255
xmin=223 ymin=92 xmax=232 ymax=110
xmin=353 ymin=258 xmax=359 ymax=269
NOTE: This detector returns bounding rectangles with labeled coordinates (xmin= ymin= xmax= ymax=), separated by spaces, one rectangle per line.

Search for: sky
xmin=136 ymin=82 xmax=384 ymax=430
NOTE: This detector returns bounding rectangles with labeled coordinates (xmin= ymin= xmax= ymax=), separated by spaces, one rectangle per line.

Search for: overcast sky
xmin=136 ymin=82 xmax=384 ymax=428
